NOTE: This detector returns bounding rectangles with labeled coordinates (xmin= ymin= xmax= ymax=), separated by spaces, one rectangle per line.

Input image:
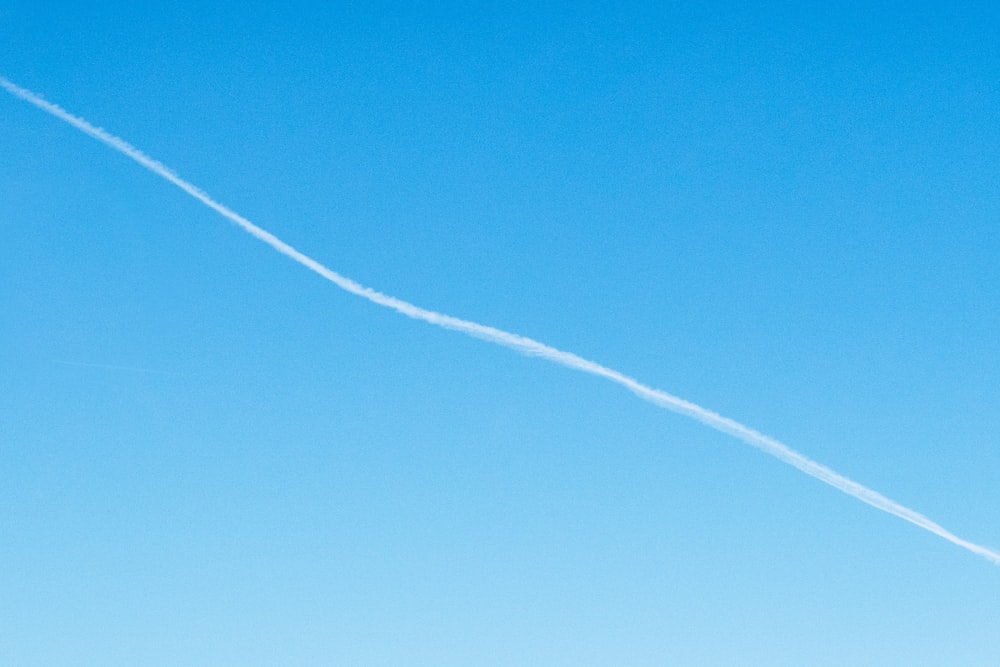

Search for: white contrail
xmin=3 ymin=75 xmax=997 ymax=566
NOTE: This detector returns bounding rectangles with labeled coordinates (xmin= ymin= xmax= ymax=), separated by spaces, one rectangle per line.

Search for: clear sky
xmin=2 ymin=3 xmax=999 ymax=665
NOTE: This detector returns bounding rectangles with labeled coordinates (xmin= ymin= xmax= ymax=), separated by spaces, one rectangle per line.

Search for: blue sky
xmin=2 ymin=3 xmax=999 ymax=664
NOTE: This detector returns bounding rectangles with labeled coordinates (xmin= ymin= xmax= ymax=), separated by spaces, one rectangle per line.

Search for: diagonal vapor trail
xmin=3 ymin=75 xmax=998 ymax=566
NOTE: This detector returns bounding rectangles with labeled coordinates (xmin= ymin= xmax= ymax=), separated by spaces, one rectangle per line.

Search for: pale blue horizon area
xmin=2 ymin=3 xmax=999 ymax=665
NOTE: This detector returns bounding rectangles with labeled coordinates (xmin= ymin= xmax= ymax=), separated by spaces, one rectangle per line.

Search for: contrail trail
xmin=3 ymin=75 xmax=997 ymax=566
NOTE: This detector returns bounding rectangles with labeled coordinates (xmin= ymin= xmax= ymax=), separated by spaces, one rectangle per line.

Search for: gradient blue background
xmin=2 ymin=3 xmax=999 ymax=664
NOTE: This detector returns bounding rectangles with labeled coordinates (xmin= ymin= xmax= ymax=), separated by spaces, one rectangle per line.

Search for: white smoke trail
xmin=3 ymin=75 xmax=997 ymax=566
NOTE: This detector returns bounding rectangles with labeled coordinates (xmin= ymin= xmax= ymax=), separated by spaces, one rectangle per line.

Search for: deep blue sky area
xmin=2 ymin=3 xmax=999 ymax=665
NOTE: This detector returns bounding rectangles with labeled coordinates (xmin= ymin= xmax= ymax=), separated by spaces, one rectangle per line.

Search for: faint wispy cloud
xmin=4 ymin=75 xmax=997 ymax=566
xmin=52 ymin=359 xmax=180 ymax=376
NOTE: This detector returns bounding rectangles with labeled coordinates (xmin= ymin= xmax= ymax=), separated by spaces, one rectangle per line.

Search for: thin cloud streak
xmin=4 ymin=75 xmax=997 ymax=566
